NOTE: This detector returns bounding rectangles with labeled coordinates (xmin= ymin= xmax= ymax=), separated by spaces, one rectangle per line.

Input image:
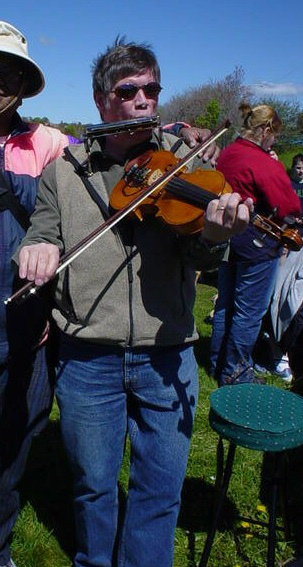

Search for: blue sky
xmin=2 ymin=0 xmax=303 ymax=124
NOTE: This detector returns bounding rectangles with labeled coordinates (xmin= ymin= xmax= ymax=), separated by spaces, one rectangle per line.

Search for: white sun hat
xmin=0 ymin=21 xmax=45 ymax=97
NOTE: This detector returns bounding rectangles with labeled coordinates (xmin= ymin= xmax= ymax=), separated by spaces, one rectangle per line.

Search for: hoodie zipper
xmin=126 ymin=250 xmax=134 ymax=347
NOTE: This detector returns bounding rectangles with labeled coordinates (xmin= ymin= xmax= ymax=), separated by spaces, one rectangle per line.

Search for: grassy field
xmin=9 ymin=283 xmax=303 ymax=567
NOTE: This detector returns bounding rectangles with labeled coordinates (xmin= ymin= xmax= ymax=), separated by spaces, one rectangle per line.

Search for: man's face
xmin=0 ymin=54 xmax=24 ymax=114
xmin=94 ymin=70 xmax=160 ymax=123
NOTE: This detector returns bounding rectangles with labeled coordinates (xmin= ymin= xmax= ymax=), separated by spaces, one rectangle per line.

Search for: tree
xmin=195 ymin=99 xmax=220 ymax=130
xmin=159 ymin=66 xmax=251 ymax=135
xmin=297 ymin=112 xmax=303 ymax=133
xmin=59 ymin=122 xmax=84 ymax=140
xmin=252 ymin=97 xmax=302 ymax=147
xmin=22 ymin=116 xmax=50 ymax=124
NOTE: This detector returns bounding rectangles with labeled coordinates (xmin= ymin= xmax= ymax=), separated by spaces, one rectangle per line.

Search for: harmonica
xmin=84 ymin=115 xmax=161 ymax=142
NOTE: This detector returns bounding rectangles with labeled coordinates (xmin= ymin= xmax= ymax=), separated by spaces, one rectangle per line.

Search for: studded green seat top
xmin=209 ymin=384 xmax=303 ymax=452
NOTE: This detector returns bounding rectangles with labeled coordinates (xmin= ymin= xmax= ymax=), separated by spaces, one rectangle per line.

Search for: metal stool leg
xmin=267 ymin=452 xmax=285 ymax=567
xmin=267 ymin=470 xmax=278 ymax=567
xmin=199 ymin=440 xmax=236 ymax=567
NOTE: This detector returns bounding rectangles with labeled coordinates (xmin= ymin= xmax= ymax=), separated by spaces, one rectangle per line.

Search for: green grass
xmin=11 ymin=284 xmax=301 ymax=567
xmin=278 ymin=145 xmax=303 ymax=173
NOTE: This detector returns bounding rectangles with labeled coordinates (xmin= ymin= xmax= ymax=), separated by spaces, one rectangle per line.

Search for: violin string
xmin=165 ymin=177 xmax=217 ymax=207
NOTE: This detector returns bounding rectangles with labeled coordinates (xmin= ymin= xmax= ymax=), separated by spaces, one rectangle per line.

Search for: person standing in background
xmin=0 ymin=21 xmax=72 ymax=567
xmin=290 ymin=153 xmax=303 ymax=207
xmin=210 ymin=102 xmax=301 ymax=386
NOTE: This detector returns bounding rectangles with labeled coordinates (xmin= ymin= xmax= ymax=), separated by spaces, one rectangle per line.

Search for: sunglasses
xmin=111 ymin=82 xmax=162 ymax=101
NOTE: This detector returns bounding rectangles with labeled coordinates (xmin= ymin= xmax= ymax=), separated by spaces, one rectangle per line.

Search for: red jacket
xmin=217 ymin=137 xmax=301 ymax=220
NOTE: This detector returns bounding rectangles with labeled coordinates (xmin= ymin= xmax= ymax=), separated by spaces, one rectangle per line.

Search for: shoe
xmin=254 ymin=359 xmax=293 ymax=384
xmin=272 ymin=359 xmax=293 ymax=384
xmin=0 ymin=560 xmax=17 ymax=567
xmin=254 ymin=363 xmax=271 ymax=375
xmin=273 ymin=366 xmax=293 ymax=383
xmin=223 ymin=368 xmax=266 ymax=385
xmin=221 ymin=360 xmax=267 ymax=386
xmin=222 ymin=375 xmax=266 ymax=386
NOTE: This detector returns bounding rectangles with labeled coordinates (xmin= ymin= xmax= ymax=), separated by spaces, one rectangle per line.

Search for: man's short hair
xmin=92 ymin=36 xmax=160 ymax=95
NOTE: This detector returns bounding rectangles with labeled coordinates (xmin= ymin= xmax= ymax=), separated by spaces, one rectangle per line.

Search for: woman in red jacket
xmin=210 ymin=102 xmax=301 ymax=386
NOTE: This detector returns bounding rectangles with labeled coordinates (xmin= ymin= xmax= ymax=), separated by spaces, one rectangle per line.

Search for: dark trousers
xmin=0 ymin=346 xmax=53 ymax=564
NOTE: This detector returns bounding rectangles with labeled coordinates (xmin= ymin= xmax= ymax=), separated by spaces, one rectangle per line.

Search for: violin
xmin=110 ymin=149 xmax=232 ymax=235
xmin=110 ymin=150 xmax=232 ymax=234
xmin=110 ymin=147 xmax=303 ymax=250
xmin=110 ymin=150 xmax=302 ymax=251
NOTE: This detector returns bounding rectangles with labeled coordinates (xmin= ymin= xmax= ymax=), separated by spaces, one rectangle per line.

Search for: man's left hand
xmin=202 ymin=193 xmax=254 ymax=242
xmin=179 ymin=127 xmax=220 ymax=165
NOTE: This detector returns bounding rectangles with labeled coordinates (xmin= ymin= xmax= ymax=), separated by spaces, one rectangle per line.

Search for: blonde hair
xmin=238 ymin=102 xmax=282 ymax=142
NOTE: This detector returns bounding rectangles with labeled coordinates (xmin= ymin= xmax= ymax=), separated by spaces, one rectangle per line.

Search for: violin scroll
xmin=280 ymin=227 xmax=302 ymax=251
xmin=252 ymin=213 xmax=302 ymax=251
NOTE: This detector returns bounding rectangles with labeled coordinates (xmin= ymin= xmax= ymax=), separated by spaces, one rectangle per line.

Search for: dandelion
xmin=257 ymin=504 xmax=267 ymax=513
xmin=241 ymin=521 xmax=250 ymax=528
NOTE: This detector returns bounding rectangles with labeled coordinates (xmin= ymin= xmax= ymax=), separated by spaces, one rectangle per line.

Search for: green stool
xmin=199 ymin=384 xmax=303 ymax=567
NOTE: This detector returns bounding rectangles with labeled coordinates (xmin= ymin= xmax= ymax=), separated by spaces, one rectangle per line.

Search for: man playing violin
xmin=16 ymin=38 xmax=252 ymax=567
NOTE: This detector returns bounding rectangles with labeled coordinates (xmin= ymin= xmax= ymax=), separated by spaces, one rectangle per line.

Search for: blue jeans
xmin=55 ymin=338 xmax=198 ymax=567
xmin=0 ymin=346 xmax=53 ymax=565
xmin=210 ymin=257 xmax=279 ymax=385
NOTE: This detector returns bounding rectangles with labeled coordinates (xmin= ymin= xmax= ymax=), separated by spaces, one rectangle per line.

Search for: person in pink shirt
xmin=0 ymin=21 xmax=71 ymax=567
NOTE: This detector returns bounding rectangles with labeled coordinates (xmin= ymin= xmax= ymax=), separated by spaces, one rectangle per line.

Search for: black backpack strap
xmin=0 ymin=170 xmax=30 ymax=231
xmin=64 ymin=147 xmax=110 ymax=218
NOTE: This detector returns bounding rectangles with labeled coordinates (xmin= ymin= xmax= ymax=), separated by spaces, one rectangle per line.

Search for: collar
xmin=9 ymin=112 xmax=30 ymax=137
xmin=88 ymin=129 xmax=163 ymax=173
xmin=235 ymin=136 xmax=269 ymax=155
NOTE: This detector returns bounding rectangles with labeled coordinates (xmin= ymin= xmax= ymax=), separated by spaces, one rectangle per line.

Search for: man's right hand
xmin=19 ymin=243 xmax=60 ymax=286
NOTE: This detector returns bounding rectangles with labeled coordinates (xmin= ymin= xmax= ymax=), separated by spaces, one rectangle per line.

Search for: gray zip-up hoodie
xmin=16 ymin=131 xmax=226 ymax=347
